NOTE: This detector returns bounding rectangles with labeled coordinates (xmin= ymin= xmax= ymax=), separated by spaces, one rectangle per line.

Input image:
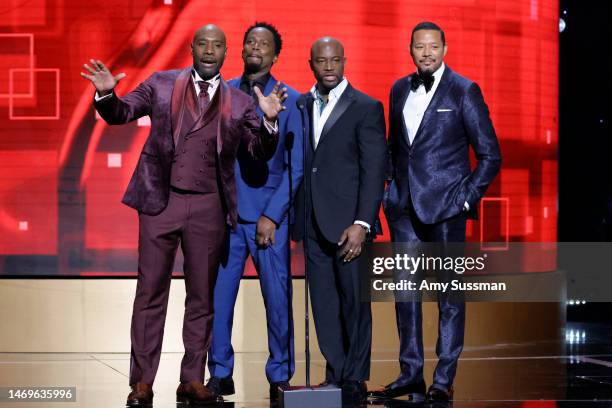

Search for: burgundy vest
xmin=171 ymin=84 xmax=220 ymax=193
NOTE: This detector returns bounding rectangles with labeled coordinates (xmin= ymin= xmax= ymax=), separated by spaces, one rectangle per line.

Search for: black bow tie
xmin=411 ymin=72 xmax=435 ymax=93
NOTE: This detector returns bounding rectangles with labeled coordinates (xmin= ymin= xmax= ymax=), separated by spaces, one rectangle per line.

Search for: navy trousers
xmin=388 ymin=204 xmax=466 ymax=392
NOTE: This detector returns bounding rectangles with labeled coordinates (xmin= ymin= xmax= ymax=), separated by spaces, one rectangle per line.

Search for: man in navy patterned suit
xmin=370 ymin=22 xmax=501 ymax=403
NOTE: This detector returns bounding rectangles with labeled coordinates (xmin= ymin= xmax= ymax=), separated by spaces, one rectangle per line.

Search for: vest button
xmin=199 ymin=169 xmax=203 ymax=173
xmin=196 ymin=181 xmax=200 ymax=185
xmin=180 ymin=164 xmax=184 ymax=168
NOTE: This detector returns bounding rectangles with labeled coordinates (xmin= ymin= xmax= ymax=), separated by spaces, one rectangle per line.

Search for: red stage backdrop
xmin=0 ymin=0 xmax=558 ymax=276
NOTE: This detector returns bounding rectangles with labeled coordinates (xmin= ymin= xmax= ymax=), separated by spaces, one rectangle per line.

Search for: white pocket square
xmin=437 ymin=108 xmax=453 ymax=112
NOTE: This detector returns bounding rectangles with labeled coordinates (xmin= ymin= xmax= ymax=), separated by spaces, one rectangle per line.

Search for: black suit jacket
xmin=292 ymin=83 xmax=387 ymax=243
xmin=384 ymin=66 xmax=502 ymax=224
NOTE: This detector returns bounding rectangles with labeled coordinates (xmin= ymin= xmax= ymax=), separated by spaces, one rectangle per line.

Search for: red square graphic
xmin=0 ymin=151 xmax=57 ymax=255
xmin=9 ymin=68 xmax=60 ymax=120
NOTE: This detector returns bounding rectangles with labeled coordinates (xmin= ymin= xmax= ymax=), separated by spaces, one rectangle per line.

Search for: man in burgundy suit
xmin=80 ymin=24 xmax=286 ymax=406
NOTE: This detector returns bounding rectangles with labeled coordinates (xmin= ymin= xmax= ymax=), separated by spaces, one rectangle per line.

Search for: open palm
xmin=80 ymin=59 xmax=126 ymax=95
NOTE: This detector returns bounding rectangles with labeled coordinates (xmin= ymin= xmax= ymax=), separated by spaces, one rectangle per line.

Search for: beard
xmin=244 ymin=60 xmax=262 ymax=74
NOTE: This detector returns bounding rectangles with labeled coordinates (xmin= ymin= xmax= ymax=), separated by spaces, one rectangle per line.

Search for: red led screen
xmin=0 ymin=0 xmax=558 ymax=276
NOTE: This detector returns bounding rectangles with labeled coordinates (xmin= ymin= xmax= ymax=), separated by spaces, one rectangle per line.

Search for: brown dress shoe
xmin=126 ymin=383 xmax=153 ymax=407
xmin=177 ymin=380 xmax=220 ymax=405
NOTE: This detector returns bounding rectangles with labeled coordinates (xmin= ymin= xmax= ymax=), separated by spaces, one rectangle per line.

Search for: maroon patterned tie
xmin=197 ymin=81 xmax=210 ymax=112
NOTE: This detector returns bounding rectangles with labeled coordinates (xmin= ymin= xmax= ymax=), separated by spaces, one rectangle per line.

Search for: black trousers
xmin=305 ymin=211 xmax=372 ymax=383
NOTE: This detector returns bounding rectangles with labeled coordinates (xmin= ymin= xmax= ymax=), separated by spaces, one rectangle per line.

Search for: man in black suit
xmin=369 ymin=22 xmax=501 ymax=402
xmin=293 ymin=37 xmax=387 ymax=405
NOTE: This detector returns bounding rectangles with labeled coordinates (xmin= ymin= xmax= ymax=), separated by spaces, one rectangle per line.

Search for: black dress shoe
xmin=342 ymin=381 xmax=367 ymax=405
xmin=368 ymin=379 xmax=426 ymax=401
xmin=269 ymin=381 xmax=290 ymax=401
xmin=318 ymin=380 xmax=342 ymax=389
xmin=426 ymin=385 xmax=453 ymax=402
xmin=205 ymin=376 xmax=235 ymax=396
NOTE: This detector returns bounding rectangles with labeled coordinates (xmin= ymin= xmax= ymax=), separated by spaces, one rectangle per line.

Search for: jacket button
xmin=195 ymin=181 xmax=200 ymax=185
xmin=312 ymin=167 xmax=317 ymax=173
xmin=199 ymin=169 xmax=204 ymax=173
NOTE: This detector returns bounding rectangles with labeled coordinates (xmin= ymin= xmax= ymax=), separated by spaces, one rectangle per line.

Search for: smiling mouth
xmin=201 ymin=60 xmax=216 ymax=66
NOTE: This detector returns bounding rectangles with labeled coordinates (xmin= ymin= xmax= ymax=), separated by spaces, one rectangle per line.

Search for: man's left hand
xmin=254 ymin=81 xmax=287 ymax=122
xmin=338 ymin=225 xmax=367 ymax=262
xmin=256 ymin=215 xmax=277 ymax=247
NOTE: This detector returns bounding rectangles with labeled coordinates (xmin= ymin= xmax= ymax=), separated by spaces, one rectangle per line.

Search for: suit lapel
xmin=395 ymin=76 xmax=412 ymax=148
xmin=317 ymin=84 xmax=355 ymax=148
xmin=216 ymin=78 xmax=232 ymax=155
xmin=411 ymin=67 xmax=453 ymax=146
xmin=171 ymin=68 xmax=193 ymax=147
xmin=304 ymin=93 xmax=315 ymax=152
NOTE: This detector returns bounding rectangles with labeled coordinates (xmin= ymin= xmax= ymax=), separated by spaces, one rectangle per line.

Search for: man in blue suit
xmin=206 ymin=22 xmax=303 ymax=401
xmin=370 ymin=22 xmax=501 ymax=403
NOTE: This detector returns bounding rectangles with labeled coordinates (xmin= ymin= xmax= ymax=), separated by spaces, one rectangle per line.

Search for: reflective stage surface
xmin=1 ymin=323 xmax=611 ymax=407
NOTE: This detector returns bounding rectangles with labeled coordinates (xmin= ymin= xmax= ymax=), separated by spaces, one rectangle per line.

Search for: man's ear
xmin=443 ymin=44 xmax=448 ymax=57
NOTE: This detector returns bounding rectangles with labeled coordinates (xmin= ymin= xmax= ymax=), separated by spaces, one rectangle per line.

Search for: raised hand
xmin=253 ymin=81 xmax=288 ymax=122
xmin=80 ymin=59 xmax=126 ymax=96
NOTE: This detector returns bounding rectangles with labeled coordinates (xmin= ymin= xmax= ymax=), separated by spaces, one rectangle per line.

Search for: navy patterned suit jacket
xmin=384 ymin=66 xmax=502 ymax=224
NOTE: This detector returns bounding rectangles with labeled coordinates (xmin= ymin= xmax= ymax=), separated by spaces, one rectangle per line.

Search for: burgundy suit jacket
xmin=94 ymin=68 xmax=278 ymax=227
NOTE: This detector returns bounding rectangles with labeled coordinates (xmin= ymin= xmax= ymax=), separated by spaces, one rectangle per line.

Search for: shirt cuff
xmin=94 ymin=91 xmax=113 ymax=102
xmin=354 ymin=220 xmax=371 ymax=232
xmin=463 ymin=201 xmax=470 ymax=212
xmin=263 ymin=117 xmax=278 ymax=133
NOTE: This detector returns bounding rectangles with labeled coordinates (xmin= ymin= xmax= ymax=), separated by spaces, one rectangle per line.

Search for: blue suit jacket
xmin=385 ymin=66 xmax=502 ymax=224
xmin=228 ymin=75 xmax=303 ymax=225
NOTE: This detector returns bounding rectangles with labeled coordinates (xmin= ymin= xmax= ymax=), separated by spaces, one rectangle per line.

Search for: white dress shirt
xmin=402 ymin=63 xmax=445 ymax=145
xmin=310 ymin=77 xmax=349 ymax=149
xmin=309 ymin=78 xmax=370 ymax=232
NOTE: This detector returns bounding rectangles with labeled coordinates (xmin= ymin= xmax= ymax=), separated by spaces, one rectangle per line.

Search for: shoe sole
xmin=176 ymin=396 xmax=223 ymax=406
xmin=367 ymin=392 xmax=426 ymax=401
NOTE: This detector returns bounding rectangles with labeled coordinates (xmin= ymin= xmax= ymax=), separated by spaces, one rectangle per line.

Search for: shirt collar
xmin=310 ymin=77 xmax=348 ymax=102
xmin=192 ymin=69 xmax=220 ymax=86
xmin=240 ymin=72 xmax=271 ymax=90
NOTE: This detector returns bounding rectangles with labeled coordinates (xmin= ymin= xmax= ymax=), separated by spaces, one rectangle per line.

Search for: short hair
xmin=243 ymin=21 xmax=283 ymax=55
xmin=411 ymin=21 xmax=446 ymax=46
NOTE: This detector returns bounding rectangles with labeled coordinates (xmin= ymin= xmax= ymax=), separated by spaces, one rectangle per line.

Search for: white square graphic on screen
xmin=19 ymin=221 xmax=28 ymax=231
xmin=107 ymin=153 xmax=122 ymax=168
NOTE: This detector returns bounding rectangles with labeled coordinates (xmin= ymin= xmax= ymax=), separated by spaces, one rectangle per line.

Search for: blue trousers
xmin=208 ymin=221 xmax=294 ymax=383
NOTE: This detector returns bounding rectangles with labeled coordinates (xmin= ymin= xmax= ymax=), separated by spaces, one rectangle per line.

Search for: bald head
xmin=193 ymin=24 xmax=226 ymax=45
xmin=310 ymin=37 xmax=344 ymax=59
xmin=309 ymin=37 xmax=346 ymax=95
xmin=191 ymin=24 xmax=227 ymax=80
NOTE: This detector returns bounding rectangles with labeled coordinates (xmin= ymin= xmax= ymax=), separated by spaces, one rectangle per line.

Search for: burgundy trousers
xmin=129 ymin=189 xmax=226 ymax=385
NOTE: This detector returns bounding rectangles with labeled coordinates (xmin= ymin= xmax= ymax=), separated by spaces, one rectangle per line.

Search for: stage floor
xmin=1 ymin=322 xmax=611 ymax=407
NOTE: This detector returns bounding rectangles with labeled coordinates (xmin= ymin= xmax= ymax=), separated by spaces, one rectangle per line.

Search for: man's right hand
xmin=80 ymin=59 xmax=126 ymax=96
